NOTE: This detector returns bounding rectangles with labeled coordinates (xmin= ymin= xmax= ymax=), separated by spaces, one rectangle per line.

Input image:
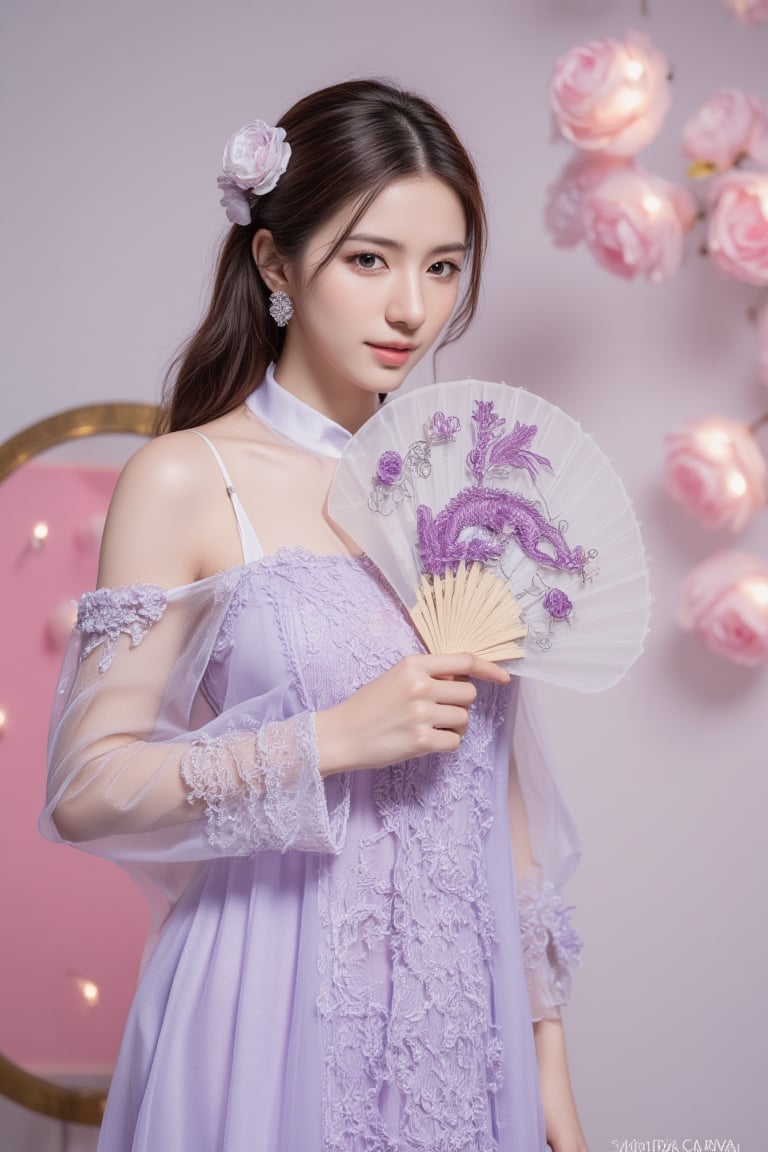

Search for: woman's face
xmin=281 ymin=174 xmax=468 ymax=400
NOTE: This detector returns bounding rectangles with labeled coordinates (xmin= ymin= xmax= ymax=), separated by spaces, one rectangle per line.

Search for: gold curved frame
xmin=0 ymin=401 xmax=158 ymax=1126
xmin=0 ymin=402 xmax=157 ymax=484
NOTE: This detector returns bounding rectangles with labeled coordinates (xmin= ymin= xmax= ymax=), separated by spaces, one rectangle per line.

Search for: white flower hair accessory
xmin=217 ymin=120 xmax=292 ymax=226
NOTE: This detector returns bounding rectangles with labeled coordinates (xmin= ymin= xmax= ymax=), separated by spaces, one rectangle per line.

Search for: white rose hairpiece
xmin=217 ymin=120 xmax=292 ymax=225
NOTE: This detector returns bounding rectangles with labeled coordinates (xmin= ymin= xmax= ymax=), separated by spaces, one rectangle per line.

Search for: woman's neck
xmin=272 ymin=346 xmax=386 ymax=435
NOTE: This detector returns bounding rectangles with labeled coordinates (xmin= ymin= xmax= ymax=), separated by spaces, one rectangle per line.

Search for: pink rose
xmin=549 ymin=30 xmax=672 ymax=156
xmin=758 ymin=305 xmax=768 ymax=387
xmin=581 ymin=168 xmax=697 ymax=282
xmin=664 ymin=418 xmax=767 ymax=532
xmin=707 ymin=171 xmax=768 ymax=286
xmin=217 ymin=121 xmax=291 ymax=225
xmin=724 ymin=0 xmax=768 ymax=23
xmin=677 ymin=550 xmax=768 ymax=667
xmin=683 ymin=89 xmax=768 ymax=172
xmin=544 ymin=153 xmax=632 ymax=247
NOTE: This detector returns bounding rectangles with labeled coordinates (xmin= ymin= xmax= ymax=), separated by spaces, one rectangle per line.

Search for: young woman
xmin=42 ymin=79 xmax=588 ymax=1151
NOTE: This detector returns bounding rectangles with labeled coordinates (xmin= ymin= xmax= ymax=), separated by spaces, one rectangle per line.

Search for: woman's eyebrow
xmin=345 ymin=233 xmax=467 ymax=256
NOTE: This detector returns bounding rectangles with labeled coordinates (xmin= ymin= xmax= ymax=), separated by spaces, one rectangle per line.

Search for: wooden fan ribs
xmin=409 ymin=561 xmax=527 ymax=661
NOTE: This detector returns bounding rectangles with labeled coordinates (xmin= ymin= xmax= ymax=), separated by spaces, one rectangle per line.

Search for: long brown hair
xmin=159 ymin=79 xmax=487 ymax=433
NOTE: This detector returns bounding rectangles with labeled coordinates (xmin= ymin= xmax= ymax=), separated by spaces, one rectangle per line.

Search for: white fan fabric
xmin=328 ymin=379 xmax=651 ymax=693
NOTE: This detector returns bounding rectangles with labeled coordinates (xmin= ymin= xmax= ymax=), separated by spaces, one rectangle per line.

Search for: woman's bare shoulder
xmin=97 ymin=428 xmax=230 ymax=590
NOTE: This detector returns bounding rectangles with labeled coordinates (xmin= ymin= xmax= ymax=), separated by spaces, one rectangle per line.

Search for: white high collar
xmin=245 ymin=362 xmax=353 ymax=460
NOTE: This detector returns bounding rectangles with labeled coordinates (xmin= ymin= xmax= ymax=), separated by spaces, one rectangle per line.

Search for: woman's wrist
xmin=533 ymin=1018 xmax=589 ymax=1151
xmin=314 ymin=707 xmax=349 ymax=778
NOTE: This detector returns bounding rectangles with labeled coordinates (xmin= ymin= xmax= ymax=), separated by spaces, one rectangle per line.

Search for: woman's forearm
xmin=533 ymin=1017 xmax=590 ymax=1152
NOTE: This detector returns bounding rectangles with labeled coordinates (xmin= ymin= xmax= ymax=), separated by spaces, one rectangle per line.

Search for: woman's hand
xmin=534 ymin=1018 xmax=590 ymax=1152
xmin=315 ymin=652 xmax=510 ymax=776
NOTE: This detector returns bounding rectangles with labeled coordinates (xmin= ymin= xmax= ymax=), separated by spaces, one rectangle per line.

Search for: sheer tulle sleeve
xmin=41 ymin=577 xmax=350 ymax=871
xmin=510 ymin=678 xmax=584 ymax=1022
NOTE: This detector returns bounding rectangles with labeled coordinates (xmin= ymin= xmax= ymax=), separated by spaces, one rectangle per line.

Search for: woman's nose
xmin=385 ymin=271 xmax=426 ymax=330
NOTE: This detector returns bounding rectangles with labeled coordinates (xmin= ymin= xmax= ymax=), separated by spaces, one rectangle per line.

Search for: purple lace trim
xmin=75 ymin=584 xmax=167 ymax=673
xmin=516 ymin=870 xmax=583 ymax=1018
xmin=180 ymin=712 xmax=347 ymax=856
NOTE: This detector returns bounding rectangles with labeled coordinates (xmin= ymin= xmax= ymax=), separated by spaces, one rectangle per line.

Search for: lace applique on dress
xmin=364 ymin=682 xmax=508 ymax=1152
xmin=76 ymin=584 xmax=167 ymax=673
xmin=180 ymin=710 xmax=347 ymax=856
xmin=226 ymin=550 xmax=511 ymax=1151
xmin=516 ymin=868 xmax=583 ymax=1018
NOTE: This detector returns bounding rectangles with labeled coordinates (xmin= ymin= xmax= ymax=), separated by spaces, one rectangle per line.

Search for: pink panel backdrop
xmin=0 ymin=461 xmax=147 ymax=1075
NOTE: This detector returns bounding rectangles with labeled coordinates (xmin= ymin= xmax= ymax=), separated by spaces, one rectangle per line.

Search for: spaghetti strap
xmin=191 ymin=431 xmax=264 ymax=564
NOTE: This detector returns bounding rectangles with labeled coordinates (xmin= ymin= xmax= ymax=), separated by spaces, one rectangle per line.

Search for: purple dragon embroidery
xmin=414 ymin=400 xmax=587 ymax=579
xmin=368 ymin=396 xmax=592 ymax=606
xmin=417 ymin=487 xmax=586 ymax=577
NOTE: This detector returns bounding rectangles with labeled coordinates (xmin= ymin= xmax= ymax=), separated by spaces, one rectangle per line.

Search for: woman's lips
xmin=366 ymin=343 xmax=414 ymax=366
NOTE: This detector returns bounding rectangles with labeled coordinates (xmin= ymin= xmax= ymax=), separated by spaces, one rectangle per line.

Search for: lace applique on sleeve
xmin=180 ymin=711 xmax=348 ymax=856
xmin=517 ymin=866 xmax=583 ymax=1021
xmin=76 ymin=584 xmax=168 ymax=673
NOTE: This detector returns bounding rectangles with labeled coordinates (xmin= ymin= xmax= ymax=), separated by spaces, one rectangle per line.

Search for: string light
xmin=31 ymin=521 xmax=49 ymax=548
xmin=624 ymin=58 xmax=645 ymax=83
xmin=0 ymin=709 xmax=7 ymax=734
xmin=695 ymin=426 xmax=732 ymax=460
xmin=740 ymin=578 xmax=768 ymax=609
xmin=606 ymin=52 xmax=648 ymax=119
xmin=642 ymin=192 xmax=663 ymax=215
xmin=611 ymin=86 xmax=645 ymax=118
xmin=725 ymin=470 xmax=748 ymax=497
xmin=74 ymin=977 xmax=100 ymax=1007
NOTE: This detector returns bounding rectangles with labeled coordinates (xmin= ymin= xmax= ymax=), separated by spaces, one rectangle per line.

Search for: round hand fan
xmin=327 ymin=379 xmax=651 ymax=693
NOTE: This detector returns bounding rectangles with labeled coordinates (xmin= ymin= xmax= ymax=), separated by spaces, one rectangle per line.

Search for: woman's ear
xmin=252 ymin=229 xmax=291 ymax=294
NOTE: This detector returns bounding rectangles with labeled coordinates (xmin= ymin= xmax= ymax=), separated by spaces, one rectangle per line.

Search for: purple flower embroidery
xmin=543 ymin=588 xmax=573 ymax=620
xmin=76 ymin=583 xmax=168 ymax=672
xmin=375 ymin=450 xmax=404 ymax=486
xmin=428 ymin=411 xmax=461 ymax=442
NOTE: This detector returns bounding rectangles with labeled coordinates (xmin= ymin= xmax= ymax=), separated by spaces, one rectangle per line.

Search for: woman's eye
xmin=429 ymin=260 xmax=460 ymax=279
xmin=352 ymin=253 xmax=385 ymax=271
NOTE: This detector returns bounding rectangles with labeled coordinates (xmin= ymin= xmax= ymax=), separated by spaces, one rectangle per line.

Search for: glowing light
xmin=726 ymin=471 xmax=748 ymax=497
xmin=624 ymin=58 xmax=645 ymax=82
xmin=642 ymin=193 xmax=663 ymax=216
xmin=695 ymin=427 xmax=732 ymax=461
xmin=610 ymin=87 xmax=645 ymax=118
xmin=740 ymin=579 xmax=768 ymax=608
xmin=75 ymin=977 xmax=100 ymax=1006
xmin=760 ymin=188 xmax=768 ymax=219
xmin=31 ymin=521 xmax=49 ymax=546
xmin=0 ymin=709 xmax=7 ymax=733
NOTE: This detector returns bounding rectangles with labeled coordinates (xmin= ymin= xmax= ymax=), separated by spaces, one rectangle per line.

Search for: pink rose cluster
xmin=664 ymin=418 xmax=767 ymax=532
xmin=706 ymin=171 xmax=768 ymax=287
xmin=678 ymin=551 xmax=768 ymax=667
xmin=217 ymin=121 xmax=292 ymax=226
xmin=546 ymin=30 xmax=697 ymax=282
xmin=724 ymin=0 xmax=768 ymax=23
xmin=545 ymin=153 xmax=696 ymax=282
xmin=678 ymin=89 xmax=768 ymax=287
xmin=683 ymin=89 xmax=768 ymax=173
xmin=550 ymin=30 xmax=672 ymax=156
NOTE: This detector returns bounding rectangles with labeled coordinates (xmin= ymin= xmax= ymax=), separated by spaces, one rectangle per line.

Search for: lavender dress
xmin=41 ymin=367 xmax=582 ymax=1152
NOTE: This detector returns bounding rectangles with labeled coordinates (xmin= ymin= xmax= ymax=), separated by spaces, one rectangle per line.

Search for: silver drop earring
xmin=269 ymin=290 xmax=294 ymax=327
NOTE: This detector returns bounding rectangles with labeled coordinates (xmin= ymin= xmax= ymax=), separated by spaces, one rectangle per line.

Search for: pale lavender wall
xmin=1 ymin=0 xmax=765 ymax=1148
